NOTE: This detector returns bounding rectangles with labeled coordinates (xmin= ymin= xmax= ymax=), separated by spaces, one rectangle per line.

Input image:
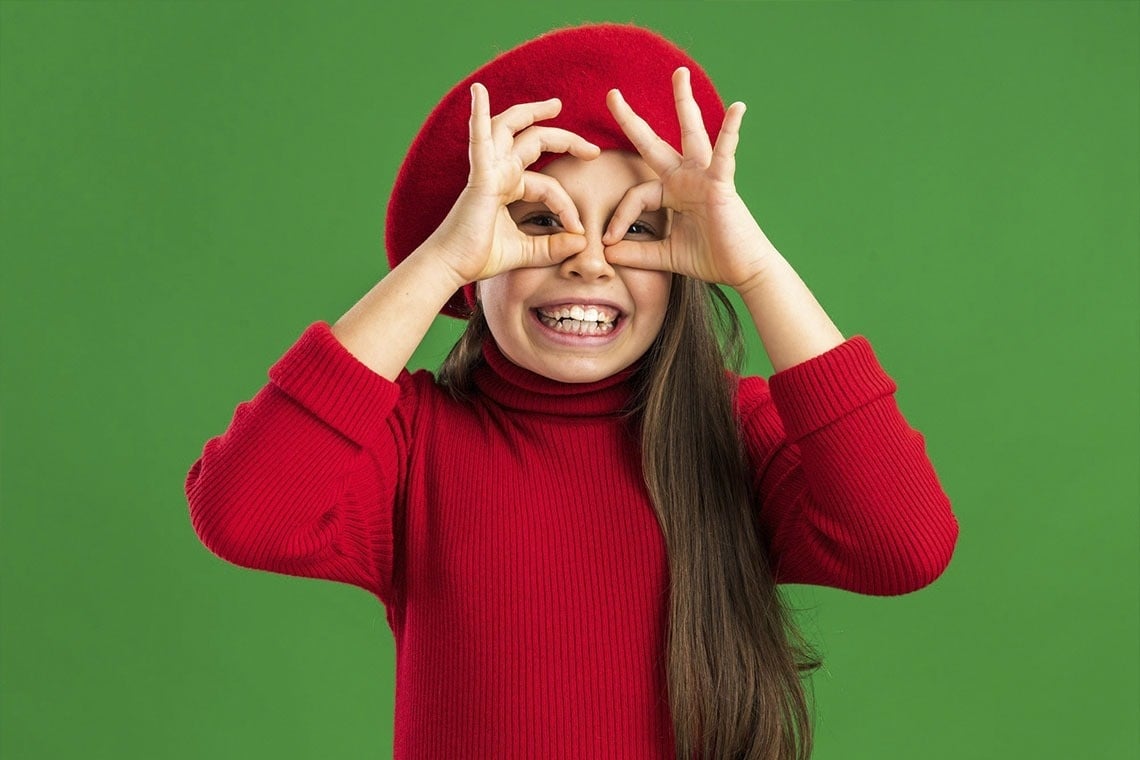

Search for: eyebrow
xmin=508 ymin=200 xmax=667 ymax=221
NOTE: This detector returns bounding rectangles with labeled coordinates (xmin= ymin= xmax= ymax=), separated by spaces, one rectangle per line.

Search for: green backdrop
xmin=2 ymin=1 xmax=1137 ymax=758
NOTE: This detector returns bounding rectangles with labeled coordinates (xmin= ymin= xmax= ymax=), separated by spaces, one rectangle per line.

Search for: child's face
xmin=478 ymin=150 xmax=672 ymax=384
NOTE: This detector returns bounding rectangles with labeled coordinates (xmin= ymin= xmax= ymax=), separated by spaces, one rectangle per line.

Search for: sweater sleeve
xmin=737 ymin=335 xmax=959 ymax=596
xmin=185 ymin=321 xmax=415 ymax=608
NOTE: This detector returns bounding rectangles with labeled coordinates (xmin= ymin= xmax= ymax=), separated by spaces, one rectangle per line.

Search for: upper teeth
xmin=539 ymin=305 xmax=617 ymax=323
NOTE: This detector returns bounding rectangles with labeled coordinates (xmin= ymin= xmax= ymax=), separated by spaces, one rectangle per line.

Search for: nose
xmin=558 ymin=229 xmax=614 ymax=281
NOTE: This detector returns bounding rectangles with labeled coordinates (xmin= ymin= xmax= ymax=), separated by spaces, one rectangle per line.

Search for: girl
xmin=186 ymin=23 xmax=959 ymax=760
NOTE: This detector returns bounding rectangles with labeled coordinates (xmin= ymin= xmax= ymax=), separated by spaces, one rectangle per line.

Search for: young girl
xmin=186 ymin=22 xmax=959 ymax=760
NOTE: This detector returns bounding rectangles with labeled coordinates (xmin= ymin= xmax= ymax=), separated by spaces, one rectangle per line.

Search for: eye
xmin=626 ymin=220 xmax=659 ymax=239
xmin=519 ymin=213 xmax=562 ymax=232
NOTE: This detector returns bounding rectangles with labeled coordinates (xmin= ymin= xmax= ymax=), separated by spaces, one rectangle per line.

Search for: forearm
xmin=734 ymin=245 xmax=846 ymax=374
xmin=331 ymin=245 xmax=467 ymax=381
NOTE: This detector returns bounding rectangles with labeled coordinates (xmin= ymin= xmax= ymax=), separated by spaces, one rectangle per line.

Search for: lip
xmin=529 ymin=306 xmax=628 ymax=346
xmin=532 ymin=298 xmax=626 ymax=316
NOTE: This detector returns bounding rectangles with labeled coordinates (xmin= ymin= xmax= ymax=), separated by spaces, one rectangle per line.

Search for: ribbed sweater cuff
xmin=767 ymin=335 xmax=898 ymax=442
xmin=267 ymin=321 xmax=402 ymax=448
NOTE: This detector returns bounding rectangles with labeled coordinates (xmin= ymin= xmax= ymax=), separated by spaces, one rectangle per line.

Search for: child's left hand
xmin=602 ymin=67 xmax=776 ymax=295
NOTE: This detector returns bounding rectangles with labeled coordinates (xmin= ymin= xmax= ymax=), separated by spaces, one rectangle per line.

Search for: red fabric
xmin=186 ymin=323 xmax=959 ymax=758
xmin=385 ymin=23 xmax=726 ymax=319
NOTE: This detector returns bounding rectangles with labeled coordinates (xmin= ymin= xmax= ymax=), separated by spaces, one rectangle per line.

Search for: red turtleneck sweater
xmin=185 ymin=321 xmax=958 ymax=758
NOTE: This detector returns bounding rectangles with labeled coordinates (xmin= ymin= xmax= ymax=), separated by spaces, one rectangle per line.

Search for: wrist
xmin=730 ymin=240 xmax=782 ymax=299
xmin=402 ymin=243 xmax=475 ymax=304
xmin=418 ymin=191 xmax=501 ymax=287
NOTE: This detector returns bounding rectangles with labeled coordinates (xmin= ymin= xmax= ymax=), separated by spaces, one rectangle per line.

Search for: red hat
xmin=385 ymin=23 xmax=726 ymax=319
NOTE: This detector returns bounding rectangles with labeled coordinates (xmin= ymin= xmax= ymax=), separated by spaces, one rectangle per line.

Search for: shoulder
xmin=731 ymin=372 xmax=773 ymax=416
xmin=391 ymin=365 xmax=485 ymax=425
xmin=395 ymin=366 xmax=443 ymax=395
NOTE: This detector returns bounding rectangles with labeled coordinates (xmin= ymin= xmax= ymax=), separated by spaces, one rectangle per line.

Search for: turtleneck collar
xmin=473 ymin=338 xmax=640 ymax=417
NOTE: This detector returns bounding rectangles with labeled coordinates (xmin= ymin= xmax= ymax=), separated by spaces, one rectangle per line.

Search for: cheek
xmin=629 ymin=272 xmax=673 ymax=320
xmin=476 ymin=276 xmax=511 ymax=320
xmin=477 ymin=272 xmax=537 ymax=333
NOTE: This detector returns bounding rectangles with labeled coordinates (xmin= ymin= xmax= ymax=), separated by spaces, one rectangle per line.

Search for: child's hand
xmin=601 ymin=68 xmax=777 ymax=295
xmin=427 ymin=83 xmax=601 ymax=286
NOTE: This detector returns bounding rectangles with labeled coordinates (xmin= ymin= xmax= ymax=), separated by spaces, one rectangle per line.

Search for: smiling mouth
xmin=535 ymin=304 xmax=621 ymax=335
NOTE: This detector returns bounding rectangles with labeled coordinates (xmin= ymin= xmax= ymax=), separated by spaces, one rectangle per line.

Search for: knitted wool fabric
xmin=186 ymin=322 xmax=961 ymax=756
xmin=384 ymin=23 xmax=726 ymax=318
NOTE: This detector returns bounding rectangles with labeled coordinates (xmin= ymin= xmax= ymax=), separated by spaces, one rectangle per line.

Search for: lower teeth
xmin=539 ymin=315 xmax=614 ymax=335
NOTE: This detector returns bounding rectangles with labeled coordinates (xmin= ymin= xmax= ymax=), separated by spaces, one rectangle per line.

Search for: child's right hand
xmin=425 ymin=83 xmax=601 ymax=286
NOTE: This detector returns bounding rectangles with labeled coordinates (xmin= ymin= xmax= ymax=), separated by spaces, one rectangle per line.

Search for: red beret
xmin=385 ymin=23 xmax=726 ymax=319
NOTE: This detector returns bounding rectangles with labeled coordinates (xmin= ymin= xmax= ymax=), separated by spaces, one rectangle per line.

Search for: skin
xmin=479 ymin=150 xmax=673 ymax=383
xmin=331 ymin=66 xmax=845 ymax=383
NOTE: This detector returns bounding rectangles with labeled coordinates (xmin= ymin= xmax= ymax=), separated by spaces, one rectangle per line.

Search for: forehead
xmin=537 ymin=150 xmax=655 ymax=194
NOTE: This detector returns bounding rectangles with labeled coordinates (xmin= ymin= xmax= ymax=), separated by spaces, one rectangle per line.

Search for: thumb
xmin=602 ymin=240 xmax=672 ymax=273
xmin=523 ymin=231 xmax=588 ymax=267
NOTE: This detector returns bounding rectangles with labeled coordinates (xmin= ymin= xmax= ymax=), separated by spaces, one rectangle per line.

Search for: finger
xmin=605 ymin=88 xmax=680 ymax=176
xmin=524 ymin=231 xmax=589 ymax=267
xmin=491 ymin=97 xmax=563 ymax=151
xmin=602 ymin=179 xmax=664 ymax=245
xmin=673 ymin=67 xmax=713 ymax=165
xmin=519 ymin=171 xmax=585 ymax=234
xmin=709 ymin=101 xmax=746 ymax=183
xmin=468 ymin=83 xmax=494 ymax=173
xmin=602 ymin=239 xmax=671 ymax=272
xmin=511 ymin=126 xmax=601 ymax=169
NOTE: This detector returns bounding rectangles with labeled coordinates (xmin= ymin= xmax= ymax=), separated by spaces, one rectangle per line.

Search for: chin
xmin=531 ymin=356 xmax=620 ymax=384
xmin=550 ymin=369 xmax=613 ymax=384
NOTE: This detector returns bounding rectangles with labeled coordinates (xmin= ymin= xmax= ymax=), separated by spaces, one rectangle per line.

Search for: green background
xmin=2 ymin=1 xmax=1137 ymax=758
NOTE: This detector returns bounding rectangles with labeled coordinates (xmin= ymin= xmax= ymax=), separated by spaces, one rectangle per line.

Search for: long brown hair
xmin=439 ymin=276 xmax=822 ymax=759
